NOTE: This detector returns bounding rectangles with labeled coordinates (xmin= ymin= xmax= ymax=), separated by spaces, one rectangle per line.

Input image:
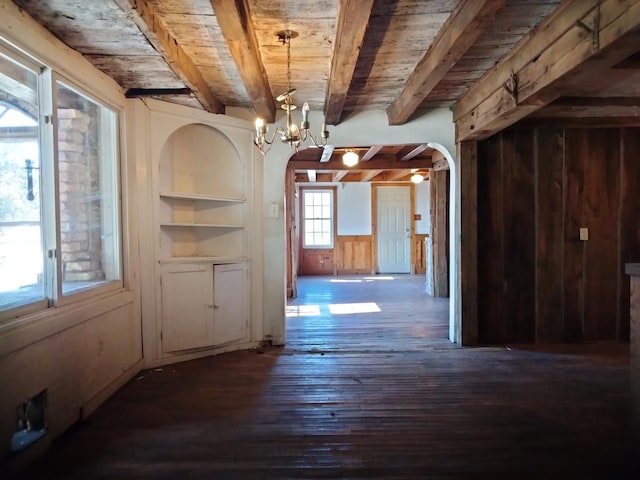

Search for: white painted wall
xmin=0 ymin=3 xmax=142 ymax=463
xmin=337 ymin=183 xmax=371 ymax=235
xmin=415 ymin=179 xmax=431 ymax=235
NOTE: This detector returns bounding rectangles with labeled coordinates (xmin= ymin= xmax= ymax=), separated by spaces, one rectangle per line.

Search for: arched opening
xmin=281 ymin=141 xmax=457 ymax=347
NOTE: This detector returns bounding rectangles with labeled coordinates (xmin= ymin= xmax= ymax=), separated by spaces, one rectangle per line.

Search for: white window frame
xmin=0 ymin=40 xmax=123 ymax=323
xmin=301 ymin=188 xmax=335 ymax=249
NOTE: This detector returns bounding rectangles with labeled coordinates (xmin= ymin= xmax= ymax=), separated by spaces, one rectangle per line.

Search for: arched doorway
xmin=282 ymin=142 xmax=456 ymax=343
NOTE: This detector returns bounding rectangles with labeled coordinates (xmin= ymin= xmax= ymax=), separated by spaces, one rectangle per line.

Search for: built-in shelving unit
xmin=157 ymin=124 xmax=247 ymax=260
xmin=154 ymin=121 xmax=252 ymax=356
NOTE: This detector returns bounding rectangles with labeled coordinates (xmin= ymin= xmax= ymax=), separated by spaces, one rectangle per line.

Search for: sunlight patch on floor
xmin=328 ymin=302 xmax=381 ymax=315
xmin=286 ymin=305 xmax=321 ymax=317
xmin=328 ymin=276 xmax=396 ymax=284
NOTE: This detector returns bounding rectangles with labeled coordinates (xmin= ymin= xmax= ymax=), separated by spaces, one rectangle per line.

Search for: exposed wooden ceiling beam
xmin=380 ymin=169 xmax=413 ymax=182
xmin=399 ymin=144 xmax=429 ymax=161
xmin=307 ymin=170 xmax=317 ymax=182
xmin=209 ymin=0 xmax=276 ymax=122
xmin=360 ymin=145 xmax=383 ymax=161
xmin=454 ymin=0 xmax=640 ymax=141
xmin=324 ymin=0 xmax=374 ymax=125
xmin=360 ymin=169 xmax=383 ymax=182
xmin=115 ymin=0 xmax=224 ymax=114
xmin=289 ymin=155 xmax=433 ymax=171
xmin=316 ymin=173 xmax=333 ymax=182
xmin=332 ymin=170 xmax=349 ymax=182
xmin=320 ymin=145 xmax=335 ymax=163
xmin=387 ymin=0 xmax=507 ymax=125
xmin=530 ymin=96 xmax=640 ymax=118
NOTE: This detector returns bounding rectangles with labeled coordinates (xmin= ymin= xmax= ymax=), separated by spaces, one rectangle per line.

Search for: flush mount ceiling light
xmin=254 ymin=30 xmax=329 ymax=155
xmin=342 ymin=150 xmax=359 ymax=167
xmin=411 ymin=172 xmax=424 ymax=184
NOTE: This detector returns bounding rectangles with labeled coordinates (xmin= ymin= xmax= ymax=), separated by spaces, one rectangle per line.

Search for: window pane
xmin=0 ymin=52 xmax=45 ymax=313
xmin=302 ymin=190 xmax=333 ymax=248
xmin=304 ymin=192 xmax=314 ymax=206
xmin=56 ymin=82 xmax=120 ymax=295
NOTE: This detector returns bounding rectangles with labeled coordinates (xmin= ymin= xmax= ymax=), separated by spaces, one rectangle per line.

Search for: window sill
xmin=0 ymin=288 xmax=136 ymax=357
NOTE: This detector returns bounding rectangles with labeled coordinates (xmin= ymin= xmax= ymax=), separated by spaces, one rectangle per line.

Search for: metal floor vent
xmin=10 ymin=389 xmax=47 ymax=453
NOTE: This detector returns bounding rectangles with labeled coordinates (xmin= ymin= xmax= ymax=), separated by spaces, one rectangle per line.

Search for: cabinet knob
xmin=207 ymin=303 xmax=214 ymax=309
xmin=213 ymin=304 xmax=221 ymax=309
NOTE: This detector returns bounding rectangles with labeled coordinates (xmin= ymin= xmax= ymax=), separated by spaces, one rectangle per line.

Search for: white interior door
xmin=377 ymin=186 xmax=411 ymax=273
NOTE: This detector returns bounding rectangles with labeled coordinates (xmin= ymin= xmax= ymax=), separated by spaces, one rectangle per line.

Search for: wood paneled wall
xmin=414 ymin=234 xmax=427 ymax=275
xmin=477 ymin=127 xmax=640 ymax=344
xmin=334 ymin=235 xmax=373 ymax=275
xmin=301 ymin=234 xmax=428 ymax=276
xmin=299 ymin=249 xmax=334 ymax=276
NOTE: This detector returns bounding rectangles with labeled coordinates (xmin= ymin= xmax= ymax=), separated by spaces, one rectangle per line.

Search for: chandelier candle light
xmin=254 ymin=30 xmax=329 ymax=155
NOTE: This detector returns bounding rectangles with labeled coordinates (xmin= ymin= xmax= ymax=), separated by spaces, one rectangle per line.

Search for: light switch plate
xmin=269 ymin=203 xmax=279 ymax=218
xmin=579 ymin=227 xmax=589 ymax=241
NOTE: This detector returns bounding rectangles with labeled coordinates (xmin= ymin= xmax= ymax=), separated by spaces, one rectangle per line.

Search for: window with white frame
xmin=0 ymin=41 xmax=121 ymax=322
xmin=302 ymin=189 xmax=334 ymax=249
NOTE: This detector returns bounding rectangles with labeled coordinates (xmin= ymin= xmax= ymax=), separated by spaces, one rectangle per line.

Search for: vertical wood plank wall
xmin=620 ymin=130 xmax=640 ymax=340
xmin=477 ymin=127 xmax=640 ymax=344
xmin=459 ymin=141 xmax=478 ymax=346
xmin=426 ymin=170 xmax=449 ymax=297
xmin=285 ymin=168 xmax=297 ymax=298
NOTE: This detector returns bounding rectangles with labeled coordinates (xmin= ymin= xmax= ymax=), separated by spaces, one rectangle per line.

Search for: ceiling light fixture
xmin=254 ymin=30 xmax=329 ymax=155
xmin=411 ymin=173 xmax=424 ymax=184
xmin=342 ymin=150 xmax=359 ymax=167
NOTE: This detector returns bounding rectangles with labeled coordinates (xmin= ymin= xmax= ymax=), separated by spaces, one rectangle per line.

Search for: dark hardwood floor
xmin=11 ymin=274 xmax=638 ymax=479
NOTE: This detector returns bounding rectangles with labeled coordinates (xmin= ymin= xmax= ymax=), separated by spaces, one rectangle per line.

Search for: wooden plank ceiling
xmin=10 ymin=0 xmax=640 ymax=182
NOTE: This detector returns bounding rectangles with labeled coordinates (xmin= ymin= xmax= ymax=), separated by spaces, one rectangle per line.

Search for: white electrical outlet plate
xmin=579 ymin=227 xmax=589 ymax=241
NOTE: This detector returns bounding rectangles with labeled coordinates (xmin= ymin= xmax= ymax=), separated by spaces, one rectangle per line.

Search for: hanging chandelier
xmin=254 ymin=30 xmax=329 ymax=155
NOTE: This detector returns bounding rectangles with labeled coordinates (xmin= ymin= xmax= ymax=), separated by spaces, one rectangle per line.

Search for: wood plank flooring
xmin=10 ymin=274 xmax=638 ymax=479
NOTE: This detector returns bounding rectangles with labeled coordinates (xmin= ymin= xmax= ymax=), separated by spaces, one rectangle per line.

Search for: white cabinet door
xmin=213 ymin=263 xmax=247 ymax=345
xmin=161 ymin=263 xmax=214 ymax=352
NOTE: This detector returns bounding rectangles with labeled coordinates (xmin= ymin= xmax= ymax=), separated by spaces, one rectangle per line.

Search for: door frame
xmin=371 ymin=182 xmax=416 ymax=274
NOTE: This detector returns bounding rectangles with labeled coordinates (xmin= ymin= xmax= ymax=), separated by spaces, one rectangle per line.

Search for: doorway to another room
xmin=284 ymin=143 xmax=452 ymax=344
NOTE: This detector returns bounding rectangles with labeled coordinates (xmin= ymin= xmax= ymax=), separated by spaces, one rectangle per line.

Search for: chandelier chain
xmin=286 ymin=32 xmax=292 ymax=94
xmin=253 ymin=30 xmax=329 ymax=155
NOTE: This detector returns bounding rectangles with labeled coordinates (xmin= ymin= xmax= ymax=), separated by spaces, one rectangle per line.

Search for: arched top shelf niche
xmin=159 ymin=123 xmax=245 ymax=200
